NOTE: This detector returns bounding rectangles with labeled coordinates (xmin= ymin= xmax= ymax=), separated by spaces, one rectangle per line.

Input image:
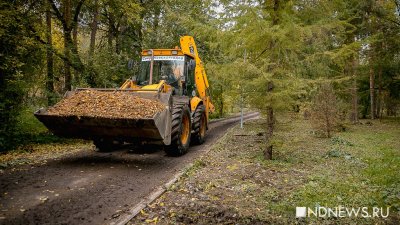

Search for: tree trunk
xmin=351 ymin=77 xmax=358 ymax=123
xmin=89 ymin=0 xmax=98 ymax=59
xmin=151 ymin=5 xmax=161 ymax=44
xmin=377 ymin=68 xmax=383 ymax=118
xmin=137 ymin=0 xmax=145 ymax=51
xmin=266 ymin=106 xmax=274 ymax=138
xmin=63 ymin=0 xmax=72 ymax=91
xmin=272 ymin=0 xmax=280 ymax=25
xmin=264 ymin=106 xmax=274 ymax=160
xmin=264 ymin=145 xmax=272 ymax=160
xmin=107 ymin=14 xmax=115 ymax=52
xmin=263 ymin=0 xmax=279 ymax=160
xmin=88 ymin=0 xmax=99 ymax=86
xmin=115 ymin=29 xmax=120 ymax=54
xmin=369 ymin=67 xmax=375 ymax=119
xmin=63 ymin=31 xmax=72 ymax=91
xmin=73 ymin=25 xmax=77 ymax=47
xmin=48 ymin=0 xmax=85 ymax=91
xmin=265 ymin=81 xmax=274 ymax=160
xmin=350 ymin=57 xmax=358 ymax=123
xmin=72 ymin=25 xmax=78 ymax=86
xmin=46 ymin=1 xmax=54 ymax=105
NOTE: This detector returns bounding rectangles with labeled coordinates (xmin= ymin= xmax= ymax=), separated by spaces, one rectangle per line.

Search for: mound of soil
xmin=47 ymin=90 xmax=165 ymax=119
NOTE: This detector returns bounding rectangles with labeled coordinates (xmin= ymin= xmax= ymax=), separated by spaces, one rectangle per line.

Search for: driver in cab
xmin=161 ymin=62 xmax=183 ymax=95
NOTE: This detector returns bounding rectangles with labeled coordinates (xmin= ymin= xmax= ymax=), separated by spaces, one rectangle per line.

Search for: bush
xmin=311 ymin=83 xmax=338 ymax=138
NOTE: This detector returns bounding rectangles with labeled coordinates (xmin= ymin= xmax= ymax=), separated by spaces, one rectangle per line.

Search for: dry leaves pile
xmin=0 ymin=141 xmax=90 ymax=169
xmin=47 ymin=90 xmax=166 ymax=119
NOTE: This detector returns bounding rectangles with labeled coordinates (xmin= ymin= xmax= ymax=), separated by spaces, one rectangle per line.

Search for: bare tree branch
xmin=47 ymin=0 xmax=66 ymax=29
xmin=72 ymin=0 xmax=85 ymax=29
xmin=24 ymin=21 xmax=83 ymax=71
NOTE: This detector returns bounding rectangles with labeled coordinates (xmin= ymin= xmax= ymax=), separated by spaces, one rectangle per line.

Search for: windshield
xmin=137 ymin=56 xmax=185 ymax=88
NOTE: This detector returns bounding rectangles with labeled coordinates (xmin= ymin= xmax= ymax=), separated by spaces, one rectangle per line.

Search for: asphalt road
xmin=0 ymin=112 xmax=259 ymax=225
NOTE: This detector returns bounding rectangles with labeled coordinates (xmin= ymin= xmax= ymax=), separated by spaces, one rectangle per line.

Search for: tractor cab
xmin=137 ymin=49 xmax=196 ymax=96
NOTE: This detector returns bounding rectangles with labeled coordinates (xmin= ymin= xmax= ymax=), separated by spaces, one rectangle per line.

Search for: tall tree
xmin=0 ymin=0 xmax=43 ymax=150
xmin=89 ymin=0 xmax=99 ymax=59
xmin=87 ymin=0 xmax=99 ymax=86
xmin=48 ymin=0 xmax=85 ymax=91
xmin=46 ymin=0 xmax=55 ymax=105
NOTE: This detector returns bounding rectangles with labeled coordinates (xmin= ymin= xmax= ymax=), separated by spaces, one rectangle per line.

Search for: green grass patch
xmin=271 ymin=115 xmax=400 ymax=223
xmin=1 ymin=107 xmax=70 ymax=152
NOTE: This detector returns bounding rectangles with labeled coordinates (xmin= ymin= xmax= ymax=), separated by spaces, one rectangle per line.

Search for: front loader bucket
xmin=34 ymin=91 xmax=172 ymax=145
xmin=35 ymin=108 xmax=172 ymax=145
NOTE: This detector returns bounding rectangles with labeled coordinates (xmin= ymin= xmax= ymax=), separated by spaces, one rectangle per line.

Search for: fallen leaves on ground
xmin=0 ymin=141 xmax=90 ymax=169
xmin=47 ymin=90 xmax=166 ymax=119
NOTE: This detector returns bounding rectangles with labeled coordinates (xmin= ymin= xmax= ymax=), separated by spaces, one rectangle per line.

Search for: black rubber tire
xmin=165 ymin=104 xmax=192 ymax=156
xmin=93 ymin=138 xmax=117 ymax=152
xmin=191 ymin=105 xmax=207 ymax=145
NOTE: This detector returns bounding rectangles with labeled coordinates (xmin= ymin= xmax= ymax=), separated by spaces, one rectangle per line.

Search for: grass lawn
xmin=131 ymin=113 xmax=399 ymax=224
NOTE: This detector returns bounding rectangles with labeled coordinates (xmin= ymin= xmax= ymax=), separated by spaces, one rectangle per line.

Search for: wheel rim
xmin=180 ymin=113 xmax=190 ymax=145
xmin=199 ymin=113 xmax=206 ymax=138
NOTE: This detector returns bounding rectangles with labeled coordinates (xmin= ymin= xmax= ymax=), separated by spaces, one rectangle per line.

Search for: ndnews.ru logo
xmin=296 ymin=206 xmax=390 ymax=218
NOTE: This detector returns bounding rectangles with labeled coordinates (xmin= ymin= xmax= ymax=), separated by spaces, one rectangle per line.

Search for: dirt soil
xmin=0 ymin=113 xmax=258 ymax=225
xmin=130 ymin=114 xmax=399 ymax=225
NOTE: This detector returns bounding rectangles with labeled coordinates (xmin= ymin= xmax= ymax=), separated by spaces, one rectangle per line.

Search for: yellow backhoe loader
xmin=35 ymin=36 xmax=214 ymax=156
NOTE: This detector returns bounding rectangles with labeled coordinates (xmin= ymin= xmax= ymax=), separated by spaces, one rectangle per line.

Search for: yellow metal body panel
xmin=119 ymin=79 xmax=169 ymax=93
xmin=141 ymin=49 xmax=184 ymax=56
xmin=180 ymin=36 xmax=215 ymax=117
xmin=190 ymin=97 xmax=202 ymax=112
xmin=120 ymin=79 xmax=140 ymax=90
xmin=141 ymin=80 xmax=168 ymax=92
xmin=141 ymin=83 xmax=160 ymax=90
